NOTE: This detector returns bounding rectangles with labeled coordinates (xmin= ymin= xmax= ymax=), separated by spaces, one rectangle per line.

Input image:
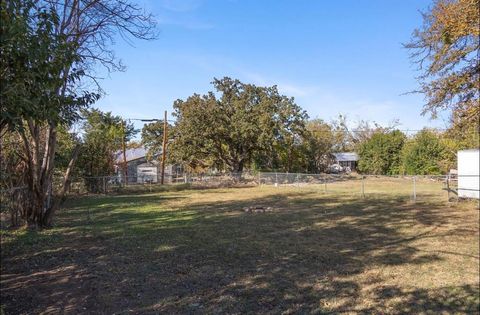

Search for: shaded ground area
xmin=1 ymin=184 xmax=479 ymax=314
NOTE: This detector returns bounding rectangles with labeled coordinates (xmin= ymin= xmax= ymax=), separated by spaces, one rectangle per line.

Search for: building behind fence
xmin=2 ymin=172 xmax=478 ymax=227
xmin=66 ymin=172 xmax=478 ymax=202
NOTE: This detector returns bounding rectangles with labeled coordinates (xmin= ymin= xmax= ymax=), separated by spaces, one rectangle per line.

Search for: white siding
xmin=458 ymin=150 xmax=479 ymax=199
xmin=333 ymin=152 xmax=359 ymax=162
xmin=137 ymin=165 xmax=158 ymax=183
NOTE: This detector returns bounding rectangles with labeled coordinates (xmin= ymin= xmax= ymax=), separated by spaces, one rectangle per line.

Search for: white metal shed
xmin=137 ymin=162 xmax=159 ymax=183
xmin=457 ymin=149 xmax=479 ymax=199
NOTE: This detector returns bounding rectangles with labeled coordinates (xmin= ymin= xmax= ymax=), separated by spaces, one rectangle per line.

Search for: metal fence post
xmin=361 ymin=175 xmax=365 ymax=198
xmin=103 ymin=176 xmax=106 ymax=195
xmin=324 ymin=176 xmax=327 ymax=193
xmin=446 ymin=175 xmax=450 ymax=202
xmin=413 ymin=176 xmax=417 ymax=202
xmin=10 ymin=189 xmax=15 ymax=226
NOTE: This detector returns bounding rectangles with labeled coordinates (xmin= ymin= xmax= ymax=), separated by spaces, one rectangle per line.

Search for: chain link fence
xmin=62 ymin=172 xmax=480 ymax=203
xmin=1 ymin=172 xmax=477 ymax=227
xmin=0 ymin=186 xmax=29 ymax=227
xmin=66 ymin=172 xmax=259 ymax=195
xmin=258 ymin=172 xmax=479 ymax=203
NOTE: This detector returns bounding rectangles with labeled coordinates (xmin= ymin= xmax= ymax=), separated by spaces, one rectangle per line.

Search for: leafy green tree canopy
xmin=141 ymin=121 xmax=173 ymax=161
xmin=303 ymin=119 xmax=335 ymax=173
xmin=170 ymin=77 xmax=308 ymax=173
xmin=79 ymin=109 xmax=136 ymax=176
xmin=401 ymin=129 xmax=447 ymax=175
xmin=0 ymin=0 xmax=98 ymax=132
xmin=358 ymin=130 xmax=406 ymax=175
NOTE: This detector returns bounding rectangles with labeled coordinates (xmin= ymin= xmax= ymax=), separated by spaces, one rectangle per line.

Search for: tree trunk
xmin=230 ymin=160 xmax=244 ymax=180
xmin=19 ymin=121 xmax=79 ymax=228
xmin=42 ymin=145 xmax=80 ymax=226
xmin=229 ymin=159 xmax=244 ymax=173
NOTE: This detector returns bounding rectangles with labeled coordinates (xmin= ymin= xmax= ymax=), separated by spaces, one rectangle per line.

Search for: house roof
xmin=115 ymin=147 xmax=149 ymax=163
xmin=333 ymin=152 xmax=359 ymax=162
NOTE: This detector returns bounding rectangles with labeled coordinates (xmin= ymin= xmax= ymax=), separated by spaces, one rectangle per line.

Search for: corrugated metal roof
xmin=333 ymin=152 xmax=359 ymax=162
xmin=115 ymin=147 xmax=151 ymax=163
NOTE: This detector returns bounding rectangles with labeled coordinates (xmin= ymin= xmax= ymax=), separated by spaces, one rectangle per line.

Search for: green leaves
xmin=78 ymin=109 xmax=137 ymax=179
xmin=302 ymin=119 xmax=335 ymax=173
xmin=169 ymin=77 xmax=308 ymax=173
xmin=401 ymin=129 xmax=446 ymax=175
xmin=141 ymin=121 xmax=173 ymax=161
xmin=357 ymin=128 xmax=465 ymax=176
xmin=358 ymin=130 xmax=406 ymax=175
xmin=406 ymin=0 xmax=479 ymax=128
xmin=0 ymin=0 xmax=98 ymax=131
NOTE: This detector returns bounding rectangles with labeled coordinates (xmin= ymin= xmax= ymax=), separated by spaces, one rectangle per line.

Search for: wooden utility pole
xmin=161 ymin=110 xmax=168 ymax=185
xmin=122 ymin=120 xmax=128 ymax=186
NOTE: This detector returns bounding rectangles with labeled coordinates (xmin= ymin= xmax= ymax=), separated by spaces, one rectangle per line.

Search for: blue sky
xmin=95 ymin=0 xmax=451 ymax=132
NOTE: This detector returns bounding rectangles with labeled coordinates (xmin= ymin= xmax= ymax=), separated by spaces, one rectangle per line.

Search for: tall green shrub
xmin=358 ymin=130 xmax=406 ymax=175
xmin=401 ymin=129 xmax=446 ymax=175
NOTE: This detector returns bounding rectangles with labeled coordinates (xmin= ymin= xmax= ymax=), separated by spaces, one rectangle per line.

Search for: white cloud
xmin=232 ymin=68 xmax=318 ymax=99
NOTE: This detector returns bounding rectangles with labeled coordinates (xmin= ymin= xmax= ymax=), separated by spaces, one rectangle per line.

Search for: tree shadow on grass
xmin=1 ymin=190 xmax=478 ymax=314
xmin=101 ymin=182 xmax=257 ymax=196
xmin=366 ymin=284 xmax=480 ymax=314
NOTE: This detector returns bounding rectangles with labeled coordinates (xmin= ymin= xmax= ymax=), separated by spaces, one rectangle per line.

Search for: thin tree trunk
xmin=42 ymin=145 xmax=80 ymax=226
xmin=18 ymin=127 xmax=37 ymax=224
xmin=40 ymin=124 xmax=57 ymax=220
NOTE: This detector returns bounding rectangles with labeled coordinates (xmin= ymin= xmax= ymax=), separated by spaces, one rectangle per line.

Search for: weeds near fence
xmin=1 ymin=172 xmax=476 ymax=229
xmin=1 ymin=184 xmax=478 ymax=314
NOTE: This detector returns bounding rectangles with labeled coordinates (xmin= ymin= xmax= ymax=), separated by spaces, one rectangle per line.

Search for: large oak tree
xmin=169 ymin=77 xmax=308 ymax=173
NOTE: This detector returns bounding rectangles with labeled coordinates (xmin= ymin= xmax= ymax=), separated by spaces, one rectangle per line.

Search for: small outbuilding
xmin=137 ymin=162 xmax=159 ymax=183
xmin=114 ymin=147 xmax=179 ymax=184
xmin=332 ymin=152 xmax=359 ymax=171
xmin=457 ymin=149 xmax=479 ymax=199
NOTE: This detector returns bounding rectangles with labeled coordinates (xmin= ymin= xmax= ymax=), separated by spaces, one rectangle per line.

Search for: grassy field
xmin=1 ymin=179 xmax=479 ymax=314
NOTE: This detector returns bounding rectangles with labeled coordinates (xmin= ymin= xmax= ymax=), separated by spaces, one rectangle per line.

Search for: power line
xmin=309 ymin=128 xmax=479 ymax=134
xmin=127 ymin=118 xmax=176 ymax=123
xmin=122 ymin=117 xmax=479 ymax=134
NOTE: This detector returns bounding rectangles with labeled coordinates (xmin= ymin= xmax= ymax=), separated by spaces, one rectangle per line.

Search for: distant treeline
xmin=41 ymin=78 xmax=476 ymax=180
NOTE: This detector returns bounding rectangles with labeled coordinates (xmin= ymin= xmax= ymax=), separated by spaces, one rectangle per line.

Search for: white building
xmin=457 ymin=149 xmax=479 ymax=199
xmin=332 ymin=152 xmax=359 ymax=171
xmin=114 ymin=147 xmax=179 ymax=184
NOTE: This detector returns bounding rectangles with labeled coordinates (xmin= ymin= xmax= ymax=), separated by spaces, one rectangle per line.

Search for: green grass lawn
xmin=1 ymin=181 xmax=479 ymax=314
